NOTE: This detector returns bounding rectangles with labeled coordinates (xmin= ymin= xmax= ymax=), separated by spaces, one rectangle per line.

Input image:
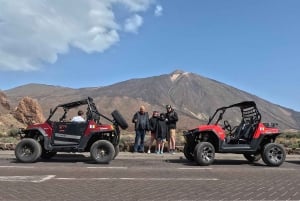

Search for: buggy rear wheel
xmin=15 ymin=138 xmax=42 ymax=163
xmin=261 ymin=143 xmax=286 ymax=167
xmin=194 ymin=142 xmax=215 ymax=166
xmin=90 ymin=140 xmax=115 ymax=164
xmin=183 ymin=144 xmax=194 ymax=161
xmin=111 ymin=110 xmax=128 ymax=130
xmin=243 ymin=153 xmax=261 ymax=163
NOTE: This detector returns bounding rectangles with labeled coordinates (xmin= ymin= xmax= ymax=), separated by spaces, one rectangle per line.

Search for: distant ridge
xmin=4 ymin=70 xmax=300 ymax=131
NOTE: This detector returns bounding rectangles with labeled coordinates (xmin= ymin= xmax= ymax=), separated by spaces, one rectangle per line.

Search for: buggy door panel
xmin=52 ymin=122 xmax=87 ymax=145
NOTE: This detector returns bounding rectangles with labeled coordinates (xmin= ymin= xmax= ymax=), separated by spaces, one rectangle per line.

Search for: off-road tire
xmin=40 ymin=149 xmax=57 ymax=159
xmin=113 ymin=145 xmax=120 ymax=159
xmin=194 ymin=142 xmax=215 ymax=166
xmin=261 ymin=143 xmax=286 ymax=167
xmin=183 ymin=144 xmax=194 ymax=161
xmin=90 ymin=140 xmax=115 ymax=164
xmin=111 ymin=110 xmax=128 ymax=130
xmin=15 ymin=138 xmax=42 ymax=163
xmin=193 ymin=143 xmax=201 ymax=161
xmin=243 ymin=153 xmax=261 ymax=163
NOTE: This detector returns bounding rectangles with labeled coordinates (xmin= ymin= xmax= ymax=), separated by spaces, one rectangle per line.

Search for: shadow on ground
xmin=165 ymin=158 xmax=266 ymax=166
xmin=10 ymin=154 xmax=101 ymax=164
xmin=285 ymin=160 xmax=300 ymax=165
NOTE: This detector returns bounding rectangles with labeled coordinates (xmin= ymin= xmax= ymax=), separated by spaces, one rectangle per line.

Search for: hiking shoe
xmin=147 ymin=150 xmax=151 ymax=154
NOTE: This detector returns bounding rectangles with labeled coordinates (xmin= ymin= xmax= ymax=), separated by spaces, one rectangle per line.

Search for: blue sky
xmin=0 ymin=0 xmax=299 ymax=111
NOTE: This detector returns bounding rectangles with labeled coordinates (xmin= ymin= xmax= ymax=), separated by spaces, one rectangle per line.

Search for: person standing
xmin=132 ymin=106 xmax=150 ymax=153
xmin=165 ymin=105 xmax=179 ymax=154
xmin=156 ymin=113 xmax=168 ymax=154
xmin=147 ymin=111 xmax=160 ymax=154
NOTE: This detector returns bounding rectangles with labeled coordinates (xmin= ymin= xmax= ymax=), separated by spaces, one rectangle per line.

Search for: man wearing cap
xmin=132 ymin=105 xmax=150 ymax=153
xmin=165 ymin=105 xmax=179 ymax=154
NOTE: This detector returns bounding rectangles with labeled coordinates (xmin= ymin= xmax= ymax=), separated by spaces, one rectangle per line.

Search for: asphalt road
xmin=0 ymin=151 xmax=300 ymax=201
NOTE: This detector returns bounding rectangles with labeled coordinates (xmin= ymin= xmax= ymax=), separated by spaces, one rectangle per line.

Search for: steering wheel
xmin=223 ymin=120 xmax=232 ymax=132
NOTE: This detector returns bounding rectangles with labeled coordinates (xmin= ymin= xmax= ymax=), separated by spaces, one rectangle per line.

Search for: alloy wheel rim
xmin=22 ymin=145 xmax=33 ymax=157
xmin=268 ymin=147 xmax=283 ymax=163
xmin=96 ymin=148 xmax=106 ymax=159
xmin=201 ymin=146 xmax=213 ymax=162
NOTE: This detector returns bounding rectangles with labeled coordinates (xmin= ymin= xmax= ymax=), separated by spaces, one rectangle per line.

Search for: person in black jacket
xmin=156 ymin=113 xmax=168 ymax=154
xmin=165 ymin=105 xmax=179 ymax=154
xmin=147 ymin=111 xmax=160 ymax=154
xmin=132 ymin=105 xmax=150 ymax=153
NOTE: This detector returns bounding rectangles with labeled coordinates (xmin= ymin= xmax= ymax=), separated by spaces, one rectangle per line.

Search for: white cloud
xmin=124 ymin=14 xmax=143 ymax=33
xmin=0 ymin=0 xmax=157 ymax=71
xmin=154 ymin=5 xmax=163 ymax=17
xmin=115 ymin=0 xmax=154 ymax=12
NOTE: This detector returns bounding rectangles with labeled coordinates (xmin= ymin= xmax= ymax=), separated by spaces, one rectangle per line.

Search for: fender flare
xmin=23 ymin=128 xmax=52 ymax=151
xmin=78 ymin=131 xmax=118 ymax=151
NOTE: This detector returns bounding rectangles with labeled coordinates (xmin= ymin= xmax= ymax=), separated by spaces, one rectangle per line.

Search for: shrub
xmin=291 ymin=144 xmax=299 ymax=150
xmin=7 ymin=128 xmax=20 ymax=137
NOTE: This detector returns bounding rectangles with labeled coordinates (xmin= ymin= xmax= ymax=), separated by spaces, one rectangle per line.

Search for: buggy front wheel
xmin=15 ymin=138 xmax=42 ymax=163
xmin=194 ymin=142 xmax=215 ymax=166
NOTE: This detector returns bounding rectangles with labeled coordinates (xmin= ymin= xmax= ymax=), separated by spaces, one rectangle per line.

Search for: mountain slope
xmin=5 ymin=70 xmax=300 ymax=130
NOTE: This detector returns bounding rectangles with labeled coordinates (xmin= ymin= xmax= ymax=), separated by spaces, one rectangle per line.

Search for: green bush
xmin=277 ymin=131 xmax=300 ymax=148
xmin=7 ymin=128 xmax=20 ymax=137
xmin=0 ymin=136 xmax=19 ymax=143
xmin=291 ymin=144 xmax=299 ymax=150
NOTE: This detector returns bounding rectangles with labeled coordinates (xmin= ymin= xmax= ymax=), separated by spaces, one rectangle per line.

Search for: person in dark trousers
xmin=156 ymin=113 xmax=168 ymax=154
xmin=165 ymin=105 xmax=179 ymax=154
xmin=147 ymin=111 xmax=160 ymax=154
xmin=132 ymin=105 xmax=150 ymax=153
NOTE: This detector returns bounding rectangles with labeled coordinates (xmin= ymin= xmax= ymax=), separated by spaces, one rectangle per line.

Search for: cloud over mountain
xmin=0 ymin=0 xmax=158 ymax=71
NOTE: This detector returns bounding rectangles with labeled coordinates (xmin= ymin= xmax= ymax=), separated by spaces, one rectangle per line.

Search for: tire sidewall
xmin=15 ymin=138 xmax=42 ymax=163
xmin=113 ymin=145 xmax=120 ymax=159
xmin=183 ymin=144 xmax=194 ymax=161
xmin=90 ymin=140 xmax=115 ymax=164
xmin=243 ymin=153 xmax=261 ymax=163
xmin=194 ymin=142 xmax=215 ymax=166
xmin=111 ymin=110 xmax=128 ymax=130
xmin=261 ymin=143 xmax=286 ymax=167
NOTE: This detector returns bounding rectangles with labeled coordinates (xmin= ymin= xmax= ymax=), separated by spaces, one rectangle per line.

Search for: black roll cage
xmin=47 ymin=97 xmax=115 ymax=124
xmin=207 ymin=101 xmax=261 ymax=125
